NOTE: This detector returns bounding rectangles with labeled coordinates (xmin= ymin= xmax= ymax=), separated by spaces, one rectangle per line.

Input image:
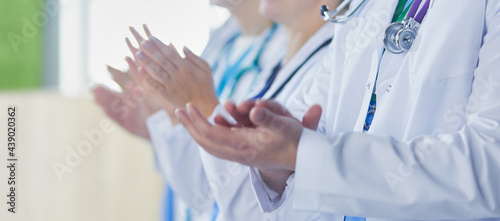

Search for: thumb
xmin=250 ymin=106 xmax=290 ymax=130
xmin=302 ymin=105 xmax=322 ymax=131
xmin=93 ymin=86 xmax=115 ymax=104
xmin=107 ymin=65 xmax=130 ymax=90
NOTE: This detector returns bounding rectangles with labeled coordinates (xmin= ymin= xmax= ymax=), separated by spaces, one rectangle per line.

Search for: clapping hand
xmin=129 ymin=25 xmax=220 ymax=118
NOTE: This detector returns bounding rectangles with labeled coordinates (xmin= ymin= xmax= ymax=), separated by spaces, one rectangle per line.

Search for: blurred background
xmin=0 ymin=0 xmax=229 ymax=220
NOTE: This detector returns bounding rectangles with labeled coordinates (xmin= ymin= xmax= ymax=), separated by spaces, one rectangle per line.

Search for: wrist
xmin=198 ymin=97 xmax=220 ymax=119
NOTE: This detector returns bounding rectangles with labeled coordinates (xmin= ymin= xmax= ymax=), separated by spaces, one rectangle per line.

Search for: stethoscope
xmin=322 ymin=0 xmax=431 ymax=54
xmin=383 ymin=0 xmax=430 ymax=54
xmin=320 ymin=0 xmax=368 ymax=23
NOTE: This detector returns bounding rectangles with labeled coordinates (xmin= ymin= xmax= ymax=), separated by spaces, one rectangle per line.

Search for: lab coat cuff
xmin=146 ymin=110 xmax=173 ymax=134
xmin=145 ymin=110 xmax=174 ymax=175
xmin=249 ymin=167 xmax=295 ymax=213
xmin=293 ymin=128 xmax=332 ymax=212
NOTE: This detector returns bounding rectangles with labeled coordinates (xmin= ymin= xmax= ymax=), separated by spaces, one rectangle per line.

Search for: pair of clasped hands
xmin=93 ymin=25 xmax=322 ymax=192
xmin=94 ymin=25 xmax=218 ymax=137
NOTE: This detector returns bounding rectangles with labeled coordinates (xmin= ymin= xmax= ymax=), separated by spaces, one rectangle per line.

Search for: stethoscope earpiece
xmin=321 ymin=0 xmax=368 ymax=23
xmin=320 ymin=5 xmax=330 ymax=21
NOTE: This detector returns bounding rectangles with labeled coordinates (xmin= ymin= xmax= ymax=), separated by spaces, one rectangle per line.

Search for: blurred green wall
xmin=0 ymin=0 xmax=44 ymax=90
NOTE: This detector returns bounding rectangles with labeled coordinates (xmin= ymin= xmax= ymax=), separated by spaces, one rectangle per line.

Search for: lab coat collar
xmin=344 ymin=0 xmax=399 ymax=65
xmin=279 ymin=22 xmax=335 ymax=77
xmin=201 ymin=16 xmax=241 ymax=61
xmin=261 ymin=22 xmax=335 ymax=99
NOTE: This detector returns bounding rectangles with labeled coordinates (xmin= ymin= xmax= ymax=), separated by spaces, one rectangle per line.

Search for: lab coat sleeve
xmin=293 ymin=4 xmax=500 ymax=218
xmin=250 ymin=168 xmax=330 ymax=221
xmin=146 ymin=110 xmax=214 ymax=211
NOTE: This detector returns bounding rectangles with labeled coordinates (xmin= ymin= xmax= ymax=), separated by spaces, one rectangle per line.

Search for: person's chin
xmin=259 ymin=3 xmax=281 ymax=21
xmin=212 ymin=0 xmax=241 ymax=9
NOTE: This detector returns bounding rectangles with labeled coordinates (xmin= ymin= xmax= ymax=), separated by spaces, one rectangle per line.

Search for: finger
xmin=302 ymin=105 xmax=322 ymax=131
xmin=225 ymin=101 xmax=253 ymax=126
xmin=125 ymin=37 xmax=139 ymax=58
xmin=186 ymin=103 xmax=215 ymax=132
xmin=140 ymin=39 xmax=178 ymax=72
xmin=107 ymin=65 xmax=130 ymax=91
xmin=236 ymin=100 xmax=257 ymax=114
xmin=183 ymin=46 xmax=211 ymax=73
xmin=250 ymin=106 xmax=289 ymax=130
xmin=185 ymin=104 xmax=240 ymax=159
xmin=214 ymin=115 xmax=236 ymax=127
xmin=176 ymin=108 xmax=204 ymax=141
xmin=148 ymin=37 xmax=184 ymax=67
xmin=93 ymin=86 xmax=113 ymax=105
xmin=136 ymin=51 xmax=171 ymax=84
xmin=255 ymin=100 xmax=293 ymax=117
xmin=236 ymin=100 xmax=258 ymax=126
xmin=178 ymin=107 xmax=230 ymax=159
xmin=129 ymin=26 xmax=145 ymax=45
xmin=92 ymin=86 xmax=125 ymax=122
xmin=143 ymin=24 xmax=153 ymax=38
xmin=137 ymin=66 xmax=166 ymax=94
xmin=187 ymin=103 xmax=237 ymax=143
xmin=125 ymin=56 xmax=143 ymax=85
xmin=224 ymin=101 xmax=238 ymax=117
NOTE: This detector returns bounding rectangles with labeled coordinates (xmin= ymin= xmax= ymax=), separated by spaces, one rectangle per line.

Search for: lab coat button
xmin=367 ymin=83 xmax=371 ymax=90
xmin=386 ymin=85 xmax=392 ymax=92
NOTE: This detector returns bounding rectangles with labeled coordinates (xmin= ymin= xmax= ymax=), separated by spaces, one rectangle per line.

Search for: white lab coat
xmin=147 ymin=17 xmax=286 ymax=221
xmin=253 ymin=0 xmax=500 ymax=220
xmin=147 ymin=17 xmax=240 ymax=221
xmin=207 ymin=22 xmax=338 ymax=221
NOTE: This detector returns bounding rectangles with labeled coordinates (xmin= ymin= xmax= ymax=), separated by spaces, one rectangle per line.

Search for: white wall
xmin=0 ymin=92 xmax=163 ymax=220
xmin=58 ymin=0 xmax=229 ymax=96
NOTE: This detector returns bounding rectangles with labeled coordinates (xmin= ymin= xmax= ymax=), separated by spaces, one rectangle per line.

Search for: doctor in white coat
xmin=201 ymin=0 xmax=339 ymax=219
xmin=134 ymin=0 xmax=285 ymax=220
xmin=176 ymin=0 xmax=500 ymax=220
xmin=141 ymin=0 xmax=341 ymax=219
xmin=94 ymin=0 xmax=282 ymax=220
